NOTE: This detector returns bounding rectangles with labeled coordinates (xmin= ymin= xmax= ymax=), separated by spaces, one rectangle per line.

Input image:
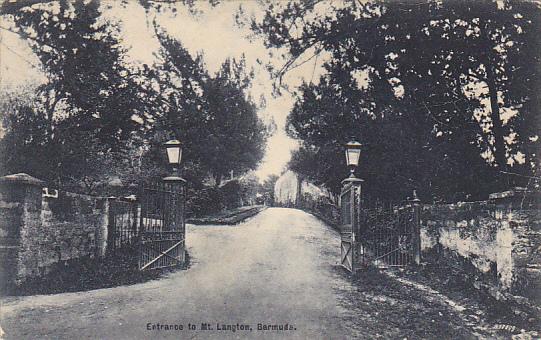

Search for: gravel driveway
xmin=0 ymin=208 xmax=499 ymax=339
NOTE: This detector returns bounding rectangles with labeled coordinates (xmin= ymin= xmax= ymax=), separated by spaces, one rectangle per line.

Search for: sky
xmin=0 ymin=0 xmax=327 ymax=180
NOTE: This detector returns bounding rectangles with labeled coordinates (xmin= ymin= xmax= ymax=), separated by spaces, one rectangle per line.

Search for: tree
xmin=2 ymin=0 xmax=151 ymax=191
xmin=238 ymin=171 xmax=260 ymax=205
xmin=260 ymin=174 xmax=279 ymax=205
xmin=141 ymin=28 xmax=212 ymax=184
xmin=2 ymin=1 xmax=268 ymax=195
xmin=202 ymin=57 xmax=267 ymax=186
xmin=151 ymin=29 xmax=268 ymax=186
xmin=252 ymin=0 xmax=541 ymax=201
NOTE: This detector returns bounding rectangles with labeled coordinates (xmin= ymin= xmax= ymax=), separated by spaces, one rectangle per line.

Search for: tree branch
xmin=0 ymin=25 xmax=61 ymax=53
xmin=0 ymin=0 xmax=51 ymax=15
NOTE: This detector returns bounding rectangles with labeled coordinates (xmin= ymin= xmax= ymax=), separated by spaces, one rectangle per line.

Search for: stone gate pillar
xmin=0 ymin=173 xmax=44 ymax=290
xmin=339 ymin=177 xmax=363 ymax=273
xmin=163 ymin=175 xmax=187 ymax=264
xmin=410 ymin=191 xmax=421 ymax=265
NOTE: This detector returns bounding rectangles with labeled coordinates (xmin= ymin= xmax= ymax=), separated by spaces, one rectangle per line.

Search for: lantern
xmin=164 ymin=139 xmax=182 ymax=166
xmin=345 ymin=140 xmax=362 ymax=178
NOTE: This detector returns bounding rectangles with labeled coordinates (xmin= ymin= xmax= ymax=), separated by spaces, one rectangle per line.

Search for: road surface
xmin=1 ymin=208 xmax=496 ymax=339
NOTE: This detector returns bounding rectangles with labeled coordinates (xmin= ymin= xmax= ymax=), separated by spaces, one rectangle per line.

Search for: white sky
xmin=0 ymin=0 xmax=328 ymax=180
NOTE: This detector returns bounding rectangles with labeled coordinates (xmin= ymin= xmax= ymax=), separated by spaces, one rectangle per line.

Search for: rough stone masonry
xmin=0 ymin=173 xmax=108 ymax=288
xmin=420 ymin=188 xmax=541 ymax=302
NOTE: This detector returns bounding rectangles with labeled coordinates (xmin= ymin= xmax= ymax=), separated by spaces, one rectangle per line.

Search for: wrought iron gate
xmin=340 ymin=184 xmax=421 ymax=272
xmin=108 ymin=198 xmax=139 ymax=253
xmin=358 ymin=201 xmax=420 ymax=268
xmin=139 ymin=179 xmax=186 ymax=270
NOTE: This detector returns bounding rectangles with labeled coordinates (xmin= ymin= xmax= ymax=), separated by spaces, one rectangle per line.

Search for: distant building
xmin=274 ymin=170 xmax=328 ymax=207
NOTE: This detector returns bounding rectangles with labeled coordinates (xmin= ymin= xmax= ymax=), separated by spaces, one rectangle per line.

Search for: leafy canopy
xmin=252 ymin=0 xmax=540 ymax=201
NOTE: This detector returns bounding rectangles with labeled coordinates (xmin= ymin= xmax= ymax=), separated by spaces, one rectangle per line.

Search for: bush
xmin=220 ymin=180 xmax=242 ymax=209
xmin=186 ymin=186 xmax=225 ymax=217
xmin=300 ymin=193 xmax=340 ymax=226
xmin=186 ymin=179 xmax=258 ymax=218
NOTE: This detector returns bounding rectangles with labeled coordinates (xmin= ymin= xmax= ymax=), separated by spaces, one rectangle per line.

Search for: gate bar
xmin=140 ymin=239 xmax=185 ymax=270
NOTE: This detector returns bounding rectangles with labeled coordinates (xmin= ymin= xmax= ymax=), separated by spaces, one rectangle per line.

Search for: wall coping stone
xmin=489 ymin=188 xmax=540 ymax=209
xmin=489 ymin=187 xmax=528 ymax=200
xmin=0 ymin=173 xmax=45 ymax=187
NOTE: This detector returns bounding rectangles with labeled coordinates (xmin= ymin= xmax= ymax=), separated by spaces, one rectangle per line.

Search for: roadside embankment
xmin=187 ymin=205 xmax=267 ymax=225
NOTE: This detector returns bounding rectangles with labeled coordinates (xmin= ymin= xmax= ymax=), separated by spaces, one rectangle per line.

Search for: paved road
xmin=1 ymin=208 xmax=495 ymax=339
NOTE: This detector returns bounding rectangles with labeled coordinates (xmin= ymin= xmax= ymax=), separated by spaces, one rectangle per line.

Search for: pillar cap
xmin=162 ymin=176 xmax=186 ymax=183
xmin=0 ymin=173 xmax=45 ymax=187
xmin=341 ymin=177 xmax=364 ymax=184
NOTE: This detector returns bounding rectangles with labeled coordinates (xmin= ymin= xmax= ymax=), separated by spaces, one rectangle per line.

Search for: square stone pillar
xmin=0 ymin=173 xmax=45 ymax=288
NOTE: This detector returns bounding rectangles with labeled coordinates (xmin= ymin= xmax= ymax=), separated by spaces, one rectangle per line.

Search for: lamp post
xmin=163 ymin=139 xmax=185 ymax=182
xmin=343 ymin=140 xmax=363 ymax=183
xmin=162 ymin=139 xmax=186 ymax=207
xmin=339 ymin=140 xmax=363 ymax=273
xmin=162 ymin=139 xmax=187 ymax=264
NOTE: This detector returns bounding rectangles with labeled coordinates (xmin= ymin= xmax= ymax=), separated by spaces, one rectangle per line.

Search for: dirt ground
xmin=0 ymin=208 xmax=533 ymax=339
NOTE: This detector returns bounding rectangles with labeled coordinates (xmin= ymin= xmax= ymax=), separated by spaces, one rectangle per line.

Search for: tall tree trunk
xmin=485 ymin=64 xmax=507 ymax=172
xmin=480 ymin=26 xmax=507 ymax=173
xmin=295 ymin=174 xmax=303 ymax=208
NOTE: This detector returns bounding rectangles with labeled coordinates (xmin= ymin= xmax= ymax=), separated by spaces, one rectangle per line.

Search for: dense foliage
xmin=252 ymin=0 xmax=540 ymax=202
xmin=1 ymin=0 xmax=148 ymax=191
xmin=0 ymin=0 xmax=268 ymax=199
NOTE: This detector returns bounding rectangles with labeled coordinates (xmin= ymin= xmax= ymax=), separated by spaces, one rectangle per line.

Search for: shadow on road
xmin=3 ymin=247 xmax=190 ymax=297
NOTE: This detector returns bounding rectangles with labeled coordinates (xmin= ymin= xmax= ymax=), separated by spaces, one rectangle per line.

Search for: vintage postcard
xmin=0 ymin=0 xmax=539 ymax=339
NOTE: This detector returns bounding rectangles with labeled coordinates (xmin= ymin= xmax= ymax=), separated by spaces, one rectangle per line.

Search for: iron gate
xmin=358 ymin=202 xmax=420 ymax=268
xmin=108 ymin=198 xmax=139 ymax=253
xmin=340 ymin=184 xmax=421 ymax=272
xmin=139 ymin=179 xmax=186 ymax=270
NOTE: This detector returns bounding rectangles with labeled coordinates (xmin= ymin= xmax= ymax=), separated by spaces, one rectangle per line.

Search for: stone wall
xmin=420 ymin=189 xmax=541 ymax=300
xmin=0 ymin=173 xmax=109 ymax=288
